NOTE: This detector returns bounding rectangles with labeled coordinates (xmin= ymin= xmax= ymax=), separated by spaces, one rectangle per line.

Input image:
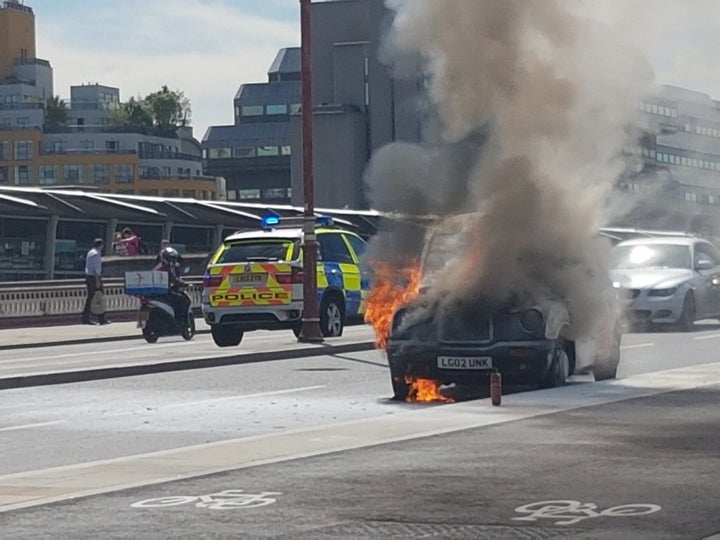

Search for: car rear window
xmin=216 ymin=239 xmax=299 ymax=263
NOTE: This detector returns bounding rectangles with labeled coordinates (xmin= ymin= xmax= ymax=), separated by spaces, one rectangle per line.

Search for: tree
xmin=145 ymin=85 xmax=192 ymax=138
xmin=44 ymin=95 xmax=69 ymax=133
xmin=106 ymin=86 xmax=191 ymax=138
xmin=107 ymin=96 xmax=153 ymax=135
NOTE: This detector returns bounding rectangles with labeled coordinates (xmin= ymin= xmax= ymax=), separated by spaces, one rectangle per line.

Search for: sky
xmin=25 ymin=0 xmax=720 ymax=142
xmin=30 ymin=0 xmax=300 ymax=140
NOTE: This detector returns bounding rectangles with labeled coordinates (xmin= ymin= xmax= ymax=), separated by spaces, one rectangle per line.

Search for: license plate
xmin=231 ymin=273 xmax=267 ymax=285
xmin=437 ymin=356 xmax=493 ymax=370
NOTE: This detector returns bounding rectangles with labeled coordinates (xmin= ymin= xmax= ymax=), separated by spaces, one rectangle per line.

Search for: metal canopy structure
xmin=0 ymin=187 xmax=383 ymax=237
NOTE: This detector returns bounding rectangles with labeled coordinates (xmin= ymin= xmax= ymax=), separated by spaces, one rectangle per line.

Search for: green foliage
xmin=106 ymin=86 xmax=192 ymax=138
xmin=44 ymin=95 xmax=69 ymax=132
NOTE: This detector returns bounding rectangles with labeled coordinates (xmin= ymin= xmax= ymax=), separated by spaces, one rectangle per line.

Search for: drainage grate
xmin=310 ymin=520 xmax=583 ymax=539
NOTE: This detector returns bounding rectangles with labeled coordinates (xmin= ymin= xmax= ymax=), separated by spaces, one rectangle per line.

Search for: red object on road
xmin=490 ymin=370 xmax=502 ymax=406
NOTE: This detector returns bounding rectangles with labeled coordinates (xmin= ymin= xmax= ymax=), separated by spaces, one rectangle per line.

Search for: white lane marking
xmin=513 ymin=500 xmax=661 ymax=526
xmin=694 ymin=333 xmax=720 ymax=341
xmin=620 ymin=342 xmax=654 ymax=350
xmin=131 ymin=490 xmax=282 ymax=510
xmin=159 ymin=385 xmax=326 ymax=410
xmin=2 ymin=361 xmax=720 ymax=513
xmin=0 ymin=420 xmax=66 ymax=432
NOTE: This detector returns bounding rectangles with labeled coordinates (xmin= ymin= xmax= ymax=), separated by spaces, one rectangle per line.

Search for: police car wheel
xmin=211 ymin=325 xmax=243 ymax=347
xmin=320 ymin=295 xmax=345 ymax=337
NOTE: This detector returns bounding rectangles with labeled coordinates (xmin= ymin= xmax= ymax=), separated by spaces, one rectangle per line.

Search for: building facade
xmin=202 ymin=47 xmax=301 ymax=204
xmin=618 ymin=85 xmax=720 ymax=238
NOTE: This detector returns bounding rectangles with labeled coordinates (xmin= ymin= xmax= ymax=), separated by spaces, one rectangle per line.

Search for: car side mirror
xmin=696 ymin=259 xmax=714 ymax=271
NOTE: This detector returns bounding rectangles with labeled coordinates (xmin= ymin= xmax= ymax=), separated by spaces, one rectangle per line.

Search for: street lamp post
xmin=298 ymin=0 xmax=324 ymax=342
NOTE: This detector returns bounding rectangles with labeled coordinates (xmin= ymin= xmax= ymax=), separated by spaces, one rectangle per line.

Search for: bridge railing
xmin=0 ymin=278 xmax=204 ymax=323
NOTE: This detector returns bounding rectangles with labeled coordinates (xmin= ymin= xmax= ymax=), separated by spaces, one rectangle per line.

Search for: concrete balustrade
xmin=0 ymin=278 xmax=204 ymax=323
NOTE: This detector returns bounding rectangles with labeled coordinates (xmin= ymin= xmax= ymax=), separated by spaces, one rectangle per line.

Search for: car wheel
xmin=142 ymin=327 xmax=159 ymax=344
xmin=594 ymin=325 xmax=621 ymax=381
xmin=211 ymin=325 xmax=243 ymax=347
xmin=181 ymin=312 xmax=196 ymax=341
xmin=320 ymin=295 xmax=345 ymax=337
xmin=677 ymin=293 xmax=695 ymax=332
xmin=389 ymin=367 xmax=409 ymax=401
xmin=539 ymin=343 xmax=569 ymax=388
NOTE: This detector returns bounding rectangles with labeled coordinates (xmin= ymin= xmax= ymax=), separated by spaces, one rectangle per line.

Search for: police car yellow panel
xmin=202 ymin=215 xmax=369 ymax=348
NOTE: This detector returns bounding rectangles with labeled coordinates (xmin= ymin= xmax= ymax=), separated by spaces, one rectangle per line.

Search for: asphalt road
xmin=2 ymin=324 xmax=720 ymax=538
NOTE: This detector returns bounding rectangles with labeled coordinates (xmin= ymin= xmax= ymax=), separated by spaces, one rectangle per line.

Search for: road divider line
xmin=694 ymin=333 xmax=720 ymax=341
xmin=620 ymin=343 xmax=654 ymax=350
xmin=0 ymin=420 xmax=66 ymax=432
xmin=1 ymin=360 xmax=720 ymax=513
xmin=159 ymin=385 xmax=326 ymax=410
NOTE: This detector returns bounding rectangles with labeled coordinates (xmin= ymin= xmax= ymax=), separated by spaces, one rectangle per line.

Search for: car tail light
xmin=276 ymin=267 xmax=304 ymax=284
xmin=203 ymin=274 xmax=222 ymax=288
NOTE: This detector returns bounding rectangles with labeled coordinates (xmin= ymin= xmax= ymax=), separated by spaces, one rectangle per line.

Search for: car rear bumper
xmin=386 ymin=339 xmax=554 ymax=385
xmin=202 ymin=302 xmax=303 ymax=330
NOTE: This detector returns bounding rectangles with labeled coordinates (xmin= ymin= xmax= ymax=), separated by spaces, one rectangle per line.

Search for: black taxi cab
xmin=202 ymin=215 xmax=369 ymax=347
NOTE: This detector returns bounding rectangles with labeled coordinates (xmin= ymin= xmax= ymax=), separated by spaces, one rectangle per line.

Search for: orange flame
xmin=406 ymin=377 xmax=455 ymax=403
xmin=364 ymin=261 xmax=422 ymax=349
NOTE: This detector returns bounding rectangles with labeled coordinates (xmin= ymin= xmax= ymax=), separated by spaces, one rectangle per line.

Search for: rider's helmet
xmin=160 ymin=246 xmax=179 ymax=265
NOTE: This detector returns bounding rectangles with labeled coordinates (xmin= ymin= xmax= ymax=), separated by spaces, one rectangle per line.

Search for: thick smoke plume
xmin=365 ymin=0 xmax=653 ymax=337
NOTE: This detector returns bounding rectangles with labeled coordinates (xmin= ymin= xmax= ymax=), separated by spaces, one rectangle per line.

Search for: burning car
xmin=379 ymin=213 xmax=621 ymax=401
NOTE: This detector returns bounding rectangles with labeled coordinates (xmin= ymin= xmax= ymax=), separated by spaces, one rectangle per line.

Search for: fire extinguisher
xmin=490 ymin=369 xmax=502 ymax=406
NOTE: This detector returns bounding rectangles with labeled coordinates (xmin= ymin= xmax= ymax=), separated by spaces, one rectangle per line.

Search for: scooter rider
xmin=154 ymin=247 xmax=191 ymax=324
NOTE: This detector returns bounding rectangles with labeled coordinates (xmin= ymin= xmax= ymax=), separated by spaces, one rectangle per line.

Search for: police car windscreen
xmin=218 ymin=240 xmax=299 ymax=263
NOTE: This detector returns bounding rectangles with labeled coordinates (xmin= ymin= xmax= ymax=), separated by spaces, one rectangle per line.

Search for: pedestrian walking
xmin=81 ymin=238 xmax=110 ymax=325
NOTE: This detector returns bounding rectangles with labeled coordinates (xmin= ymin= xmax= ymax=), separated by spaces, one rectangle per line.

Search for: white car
xmin=610 ymin=236 xmax=720 ymax=330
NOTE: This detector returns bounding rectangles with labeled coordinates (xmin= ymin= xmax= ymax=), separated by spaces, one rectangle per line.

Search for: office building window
xmin=0 ymin=141 xmax=6 ymax=160
xmin=266 ymin=104 xmax=288 ymax=115
xmin=14 ymin=165 xmax=31 ymax=185
xmin=238 ymin=189 xmax=260 ymax=200
xmin=91 ymin=164 xmax=109 ymax=184
xmin=16 ymin=116 xmax=29 ymax=127
xmin=163 ymin=189 xmax=179 ymax=197
xmin=182 ymin=190 xmax=195 ymax=198
xmin=208 ymin=147 xmax=231 ymax=159
xmin=14 ymin=140 xmax=33 ymax=160
xmin=52 ymin=140 xmax=66 ymax=153
xmin=115 ymin=164 xmax=133 ymax=183
xmin=0 ymin=166 xmax=7 ymax=184
xmin=234 ymin=147 xmax=255 ymax=158
xmin=241 ymin=105 xmax=263 ymax=117
xmin=39 ymin=165 xmax=59 ymax=185
xmin=80 ymin=140 xmax=95 ymax=150
xmin=257 ymin=146 xmax=279 ymax=157
xmin=262 ymin=188 xmax=287 ymax=200
xmin=64 ymin=164 xmax=83 ymax=184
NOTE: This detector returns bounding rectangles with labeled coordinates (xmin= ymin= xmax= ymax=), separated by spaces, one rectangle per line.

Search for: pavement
xmin=0 ymin=319 xmax=212 ymax=350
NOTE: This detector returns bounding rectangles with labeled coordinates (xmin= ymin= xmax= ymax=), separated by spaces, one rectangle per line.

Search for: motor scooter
xmin=137 ymin=286 xmax=195 ymax=343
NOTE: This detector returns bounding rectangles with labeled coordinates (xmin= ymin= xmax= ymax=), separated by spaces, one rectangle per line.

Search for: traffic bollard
xmin=490 ymin=370 xmax=502 ymax=406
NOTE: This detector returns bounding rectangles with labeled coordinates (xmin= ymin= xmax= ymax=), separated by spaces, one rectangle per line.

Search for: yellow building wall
xmin=0 ymin=130 xmax=217 ymax=198
xmin=0 ymin=4 xmax=36 ymax=79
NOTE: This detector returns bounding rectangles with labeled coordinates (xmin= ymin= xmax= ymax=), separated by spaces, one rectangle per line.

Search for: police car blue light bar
xmin=261 ymin=213 xmax=281 ymax=228
xmin=261 ymin=213 xmax=334 ymax=229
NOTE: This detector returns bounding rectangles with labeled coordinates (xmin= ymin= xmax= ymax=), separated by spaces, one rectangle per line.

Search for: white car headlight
xmin=648 ymin=286 xmax=677 ymax=297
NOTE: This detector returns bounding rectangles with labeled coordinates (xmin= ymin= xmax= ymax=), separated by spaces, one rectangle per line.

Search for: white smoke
xmin=366 ymin=0 xmax=654 ymax=336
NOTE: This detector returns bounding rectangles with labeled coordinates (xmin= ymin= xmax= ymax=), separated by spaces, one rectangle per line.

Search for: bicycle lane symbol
xmin=131 ymin=490 xmax=283 ymax=510
xmin=512 ymin=500 xmax=662 ymax=526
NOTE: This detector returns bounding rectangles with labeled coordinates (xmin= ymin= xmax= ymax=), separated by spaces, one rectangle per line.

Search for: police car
xmin=202 ymin=214 xmax=369 ymax=347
